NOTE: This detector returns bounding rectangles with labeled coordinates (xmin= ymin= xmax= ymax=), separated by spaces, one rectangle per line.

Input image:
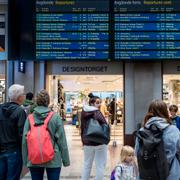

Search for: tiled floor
xmin=22 ymin=124 xmax=123 ymax=179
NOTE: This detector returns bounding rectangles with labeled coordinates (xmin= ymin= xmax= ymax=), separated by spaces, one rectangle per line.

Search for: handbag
xmin=83 ymin=118 xmax=110 ymax=145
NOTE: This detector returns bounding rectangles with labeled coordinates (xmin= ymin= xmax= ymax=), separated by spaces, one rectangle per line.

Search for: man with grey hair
xmin=0 ymin=84 xmax=27 ymax=180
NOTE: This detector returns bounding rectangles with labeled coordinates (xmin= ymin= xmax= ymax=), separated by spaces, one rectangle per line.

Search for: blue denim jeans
xmin=0 ymin=150 xmax=22 ymax=180
xmin=29 ymin=167 xmax=61 ymax=180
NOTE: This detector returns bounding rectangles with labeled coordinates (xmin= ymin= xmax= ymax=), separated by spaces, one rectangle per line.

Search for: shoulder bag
xmin=83 ymin=118 xmax=110 ymax=145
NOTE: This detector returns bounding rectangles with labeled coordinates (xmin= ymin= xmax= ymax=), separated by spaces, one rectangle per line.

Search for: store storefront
xmin=45 ymin=61 xmax=124 ymax=145
xmin=8 ymin=60 xmax=180 ymax=146
xmin=163 ymin=62 xmax=180 ymax=114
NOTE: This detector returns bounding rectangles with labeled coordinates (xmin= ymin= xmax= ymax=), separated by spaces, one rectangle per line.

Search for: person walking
xmin=81 ymin=93 xmax=108 ymax=180
xmin=109 ymin=98 xmax=116 ymax=125
xmin=22 ymin=90 xmax=70 ymax=180
xmin=135 ymin=99 xmax=180 ymax=180
xmin=0 ymin=84 xmax=27 ymax=180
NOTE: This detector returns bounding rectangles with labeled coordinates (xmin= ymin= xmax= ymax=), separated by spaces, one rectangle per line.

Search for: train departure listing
xmin=36 ymin=0 xmax=109 ymax=60
xmin=114 ymin=0 xmax=180 ymax=60
xmin=36 ymin=0 xmax=180 ymax=60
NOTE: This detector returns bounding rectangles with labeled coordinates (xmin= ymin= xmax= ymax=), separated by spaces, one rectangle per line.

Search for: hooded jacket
xmin=81 ymin=105 xmax=107 ymax=146
xmin=135 ymin=117 xmax=180 ymax=180
xmin=0 ymin=102 xmax=27 ymax=152
xmin=22 ymin=99 xmax=36 ymax=114
xmin=22 ymin=106 xmax=70 ymax=168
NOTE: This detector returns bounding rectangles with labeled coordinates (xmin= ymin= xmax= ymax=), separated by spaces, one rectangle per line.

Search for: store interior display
xmin=49 ymin=75 xmax=124 ymax=127
xmin=47 ymin=74 xmax=124 ymax=144
xmin=57 ymin=80 xmax=66 ymax=121
xmin=64 ymin=91 xmax=123 ymax=120
xmin=0 ymin=79 xmax=5 ymax=104
xmin=65 ymin=92 xmax=81 ymax=125
xmin=163 ymin=75 xmax=180 ymax=114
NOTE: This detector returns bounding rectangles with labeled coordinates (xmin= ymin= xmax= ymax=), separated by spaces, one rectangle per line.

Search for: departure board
xmin=114 ymin=0 xmax=180 ymax=60
xmin=35 ymin=0 xmax=180 ymax=61
xmin=36 ymin=0 xmax=109 ymax=60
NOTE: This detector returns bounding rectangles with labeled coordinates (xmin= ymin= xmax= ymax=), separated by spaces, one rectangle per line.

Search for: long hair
xmin=120 ymin=145 xmax=138 ymax=169
xmin=143 ymin=99 xmax=170 ymax=126
xmin=120 ymin=146 xmax=139 ymax=177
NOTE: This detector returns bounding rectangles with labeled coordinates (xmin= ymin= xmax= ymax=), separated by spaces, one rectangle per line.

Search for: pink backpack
xmin=27 ymin=111 xmax=54 ymax=164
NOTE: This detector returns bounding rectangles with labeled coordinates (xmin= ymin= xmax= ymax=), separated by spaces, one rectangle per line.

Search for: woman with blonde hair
xmin=135 ymin=99 xmax=180 ymax=180
xmin=113 ymin=145 xmax=138 ymax=180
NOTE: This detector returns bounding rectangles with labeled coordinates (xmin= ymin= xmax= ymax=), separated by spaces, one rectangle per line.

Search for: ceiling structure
xmin=56 ymin=75 xmax=123 ymax=92
xmin=50 ymin=74 xmax=179 ymax=92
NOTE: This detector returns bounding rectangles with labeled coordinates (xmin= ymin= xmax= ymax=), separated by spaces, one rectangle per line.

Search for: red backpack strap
xmin=28 ymin=114 xmax=35 ymax=129
xmin=44 ymin=111 xmax=54 ymax=127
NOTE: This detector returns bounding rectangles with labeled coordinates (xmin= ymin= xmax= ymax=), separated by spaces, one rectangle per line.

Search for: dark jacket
xmin=22 ymin=106 xmax=70 ymax=168
xmin=0 ymin=102 xmax=27 ymax=152
xmin=81 ymin=105 xmax=107 ymax=146
xmin=109 ymin=100 xmax=116 ymax=114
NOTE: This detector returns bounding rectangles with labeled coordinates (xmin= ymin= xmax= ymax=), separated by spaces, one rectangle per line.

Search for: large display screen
xmin=36 ymin=0 xmax=109 ymax=60
xmin=9 ymin=0 xmax=180 ymax=61
xmin=114 ymin=0 xmax=180 ymax=60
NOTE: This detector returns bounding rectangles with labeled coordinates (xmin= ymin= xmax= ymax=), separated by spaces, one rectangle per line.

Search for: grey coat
xmin=135 ymin=117 xmax=180 ymax=180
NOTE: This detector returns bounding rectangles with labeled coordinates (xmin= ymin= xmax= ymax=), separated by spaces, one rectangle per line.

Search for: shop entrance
xmin=47 ymin=74 xmax=124 ymax=145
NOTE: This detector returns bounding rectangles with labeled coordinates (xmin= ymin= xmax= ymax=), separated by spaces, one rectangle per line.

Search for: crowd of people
xmin=0 ymin=84 xmax=180 ymax=180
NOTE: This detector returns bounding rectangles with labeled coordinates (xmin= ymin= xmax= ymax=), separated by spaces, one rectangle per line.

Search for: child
xmin=114 ymin=146 xmax=138 ymax=180
xmin=169 ymin=105 xmax=180 ymax=130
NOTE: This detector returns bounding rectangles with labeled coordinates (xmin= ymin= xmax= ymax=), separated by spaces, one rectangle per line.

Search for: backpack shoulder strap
xmin=28 ymin=114 xmax=35 ymax=128
xmin=115 ymin=164 xmax=123 ymax=172
xmin=114 ymin=164 xmax=123 ymax=177
xmin=44 ymin=111 xmax=54 ymax=127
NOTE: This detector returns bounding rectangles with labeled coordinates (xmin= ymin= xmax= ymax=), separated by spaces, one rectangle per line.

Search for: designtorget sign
xmin=62 ymin=66 xmax=108 ymax=73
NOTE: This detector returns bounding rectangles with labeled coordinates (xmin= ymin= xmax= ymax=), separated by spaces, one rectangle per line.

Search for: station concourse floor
xmin=22 ymin=124 xmax=123 ymax=179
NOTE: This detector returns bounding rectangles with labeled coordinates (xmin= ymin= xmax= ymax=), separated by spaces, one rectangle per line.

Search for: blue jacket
xmin=172 ymin=116 xmax=180 ymax=131
xmin=135 ymin=117 xmax=180 ymax=180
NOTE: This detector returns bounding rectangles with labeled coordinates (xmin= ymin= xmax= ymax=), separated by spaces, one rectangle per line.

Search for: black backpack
xmin=136 ymin=124 xmax=170 ymax=180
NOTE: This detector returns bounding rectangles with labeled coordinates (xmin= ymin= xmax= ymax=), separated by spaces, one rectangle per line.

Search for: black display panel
xmin=8 ymin=0 xmax=180 ymax=61
xmin=8 ymin=0 xmax=34 ymax=60
xmin=36 ymin=0 xmax=109 ymax=60
xmin=114 ymin=0 xmax=180 ymax=60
